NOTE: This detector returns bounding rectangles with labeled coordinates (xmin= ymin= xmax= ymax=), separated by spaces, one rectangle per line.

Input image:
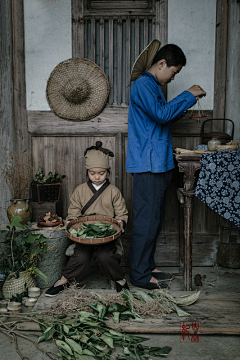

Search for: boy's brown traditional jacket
xmin=66 ymin=180 xmax=128 ymax=224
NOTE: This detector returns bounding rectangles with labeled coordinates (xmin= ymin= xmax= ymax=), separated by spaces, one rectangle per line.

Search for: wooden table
xmin=174 ymin=153 xmax=202 ymax=291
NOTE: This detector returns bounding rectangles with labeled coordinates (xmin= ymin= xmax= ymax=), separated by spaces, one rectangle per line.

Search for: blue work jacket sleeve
xmin=171 ymin=110 xmax=187 ymax=124
xmin=133 ymin=79 xmax=196 ymax=124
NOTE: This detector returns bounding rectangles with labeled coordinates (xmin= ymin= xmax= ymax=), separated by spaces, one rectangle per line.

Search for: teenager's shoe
xmin=116 ymin=281 xmax=130 ymax=293
xmin=151 ymin=271 xmax=174 ymax=281
xmin=45 ymin=281 xmax=69 ymax=297
xmin=137 ymin=281 xmax=168 ymax=290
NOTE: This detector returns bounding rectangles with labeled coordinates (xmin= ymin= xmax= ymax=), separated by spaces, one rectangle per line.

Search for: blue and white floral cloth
xmin=194 ymin=150 xmax=240 ymax=228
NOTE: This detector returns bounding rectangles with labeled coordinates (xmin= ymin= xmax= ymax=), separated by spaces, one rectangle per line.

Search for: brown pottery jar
xmin=7 ymin=199 xmax=32 ymax=224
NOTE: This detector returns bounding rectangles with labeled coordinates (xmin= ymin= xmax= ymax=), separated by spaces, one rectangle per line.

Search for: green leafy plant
xmin=35 ymin=310 xmax=172 ymax=359
xmin=31 ymin=168 xmax=66 ymax=185
xmin=0 ymin=215 xmax=49 ymax=284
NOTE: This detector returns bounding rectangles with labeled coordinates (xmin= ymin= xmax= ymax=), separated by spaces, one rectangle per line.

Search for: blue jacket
xmin=126 ymin=72 xmax=196 ymax=173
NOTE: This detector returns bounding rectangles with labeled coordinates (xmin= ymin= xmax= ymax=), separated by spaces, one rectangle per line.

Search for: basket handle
xmin=201 ymin=119 xmax=234 ymax=138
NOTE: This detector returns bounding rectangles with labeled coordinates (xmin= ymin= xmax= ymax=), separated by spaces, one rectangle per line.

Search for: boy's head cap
xmin=131 ymin=39 xmax=161 ymax=82
xmin=84 ymin=141 xmax=114 ymax=169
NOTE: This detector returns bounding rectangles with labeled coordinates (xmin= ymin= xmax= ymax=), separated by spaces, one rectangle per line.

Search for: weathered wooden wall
xmin=0 ymin=0 xmax=15 ymax=224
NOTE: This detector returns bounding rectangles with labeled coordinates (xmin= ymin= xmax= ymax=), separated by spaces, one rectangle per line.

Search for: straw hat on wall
xmin=130 ymin=39 xmax=161 ymax=82
xmin=46 ymin=58 xmax=110 ymax=121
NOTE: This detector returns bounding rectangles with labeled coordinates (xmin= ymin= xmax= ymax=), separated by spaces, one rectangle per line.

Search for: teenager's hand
xmin=187 ymin=85 xmax=206 ymax=98
xmin=117 ymin=220 xmax=124 ymax=233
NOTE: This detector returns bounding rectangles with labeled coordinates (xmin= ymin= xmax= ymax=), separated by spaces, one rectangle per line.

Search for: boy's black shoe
xmin=116 ymin=281 xmax=130 ymax=293
xmin=137 ymin=281 xmax=168 ymax=290
xmin=45 ymin=281 xmax=69 ymax=297
xmin=151 ymin=271 xmax=174 ymax=281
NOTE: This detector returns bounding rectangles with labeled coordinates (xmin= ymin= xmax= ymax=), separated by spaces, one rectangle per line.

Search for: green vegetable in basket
xmin=68 ymin=221 xmax=117 ymax=238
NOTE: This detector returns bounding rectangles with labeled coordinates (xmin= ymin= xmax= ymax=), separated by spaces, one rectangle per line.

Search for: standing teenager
xmin=126 ymin=42 xmax=206 ymax=289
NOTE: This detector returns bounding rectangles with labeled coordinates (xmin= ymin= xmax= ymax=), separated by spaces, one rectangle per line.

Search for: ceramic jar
xmin=207 ymin=137 xmax=221 ymax=151
xmin=25 ymin=298 xmax=37 ymax=309
xmin=7 ymin=302 xmax=21 ymax=311
xmin=7 ymin=199 xmax=32 ymax=225
xmin=28 ymin=287 xmax=40 ymax=298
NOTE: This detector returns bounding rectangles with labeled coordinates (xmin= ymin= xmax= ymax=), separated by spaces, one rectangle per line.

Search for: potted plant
xmin=1 ymin=148 xmax=33 ymax=224
xmin=0 ymin=216 xmax=49 ymax=300
xmin=31 ymin=168 xmax=66 ymax=203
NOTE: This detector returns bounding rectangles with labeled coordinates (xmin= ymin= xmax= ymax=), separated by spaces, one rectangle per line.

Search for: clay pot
xmin=7 ymin=199 xmax=32 ymax=225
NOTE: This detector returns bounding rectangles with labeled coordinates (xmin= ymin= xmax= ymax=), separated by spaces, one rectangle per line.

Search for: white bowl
xmin=25 ymin=298 xmax=38 ymax=308
xmin=7 ymin=302 xmax=21 ymax=311
xmin=28 ymin=287 xmax=41 ymax=298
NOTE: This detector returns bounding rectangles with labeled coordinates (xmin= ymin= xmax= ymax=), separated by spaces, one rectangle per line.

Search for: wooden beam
xmin=27 ymin=109 xmax=212 ymax=137
xmin=27 ymin=108 xmax=129 ymax=136
xmin=0 ymin=0 xmax=15 ymax=223
xmin=72 ymin=0 xmax=84 ymax=58
xmin=12 ymin=0 xmax=30 ymax=164
xmin=212 ymin=0 xmax=228 ymax=129
xmin=108 ymin=17 xmax=114 ymax=104
xmin=156 ymin=0 xmax=168 ymax=100
xmin=125 ymin=17 xmax=131 ymax=104
xmin=99 ymin=16 xmax=105 ymax=71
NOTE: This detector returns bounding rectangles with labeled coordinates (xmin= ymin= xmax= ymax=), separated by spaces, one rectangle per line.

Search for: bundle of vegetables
xmin=69 ymin=222 xmax=117 ymax=239
xmin=37 ymin=310 xmax=172 ymax=359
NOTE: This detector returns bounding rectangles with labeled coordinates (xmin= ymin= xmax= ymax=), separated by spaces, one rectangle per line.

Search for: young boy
xmin=45 ymin=141 xmax=129 ymax=296
xmin=126 ymin=43 xmax=206 ymax=289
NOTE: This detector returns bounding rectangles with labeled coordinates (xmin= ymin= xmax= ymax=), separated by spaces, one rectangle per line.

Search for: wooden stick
xmin=0 ymin=320 xmax=58 ymax=359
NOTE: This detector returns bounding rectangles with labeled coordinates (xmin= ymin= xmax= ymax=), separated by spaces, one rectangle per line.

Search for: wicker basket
xmin=66 ymin=215 xmax=122 ymax=245
xmin=2 ymin=271 xmax=37 ymax=300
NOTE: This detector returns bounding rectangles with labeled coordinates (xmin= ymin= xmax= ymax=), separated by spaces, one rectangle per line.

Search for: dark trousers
xmin=130 ymin=170 xmax=173 ymax=286
xmin=62 ymin=241 xmax=124 ymax=282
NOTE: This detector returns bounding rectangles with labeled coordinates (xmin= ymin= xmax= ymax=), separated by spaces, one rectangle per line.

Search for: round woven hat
xmin=46 ymin=58 xmax=110 ymax=121
xmin=131 ymin=39 xmax=161 ymax=82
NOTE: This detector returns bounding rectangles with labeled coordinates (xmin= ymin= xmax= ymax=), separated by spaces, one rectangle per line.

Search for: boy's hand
xmin=187 ymin=85 xmax=206 ymax=98
xmin=117 ymin=220 xmax=125 ymax=233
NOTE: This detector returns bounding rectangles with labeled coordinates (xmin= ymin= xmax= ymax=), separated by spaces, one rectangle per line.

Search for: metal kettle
xmin=201 ymin=119 xmax=234 ymax=145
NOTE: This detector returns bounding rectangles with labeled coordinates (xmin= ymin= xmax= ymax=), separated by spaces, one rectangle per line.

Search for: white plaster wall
xmin=225 ymin=0 xmax=240 ymax=141
xmin=24 ymin=0 xmax=72 ymax=110
xmin=168 ymin=0 xmax=216 ymax=109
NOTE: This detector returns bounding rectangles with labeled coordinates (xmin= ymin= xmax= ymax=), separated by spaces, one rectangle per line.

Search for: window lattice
xmin=84 ymin=16 xmax=155 ymax=105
